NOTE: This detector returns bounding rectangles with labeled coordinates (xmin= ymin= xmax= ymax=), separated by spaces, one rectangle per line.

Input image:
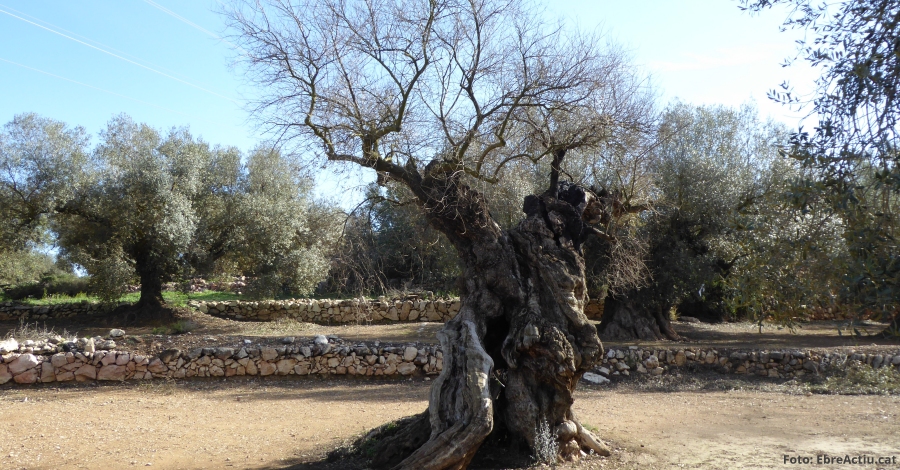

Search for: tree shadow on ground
xmin=258 ymin=443 xmax=615 ymax=470
xmin=258 ymin=457 xmax=368 ymax=470
xmin=5 ymin=375 xmax=433 ymax=403
xmin=258 ymin=443 xmax=546 ymax=470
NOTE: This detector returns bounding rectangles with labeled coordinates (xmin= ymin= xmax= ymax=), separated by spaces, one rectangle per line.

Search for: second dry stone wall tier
xmin=0 ymin=335 xmax=443 ymax=385
xmin=0 ymin=302 xmax=116 ymax=321
xmin=193 ymin=298 xmax=460 ymax=323
xmin=591 ymin=346 xmax=900 ymax=382
xmin=190 ymin=297 xmax=606 ymax=323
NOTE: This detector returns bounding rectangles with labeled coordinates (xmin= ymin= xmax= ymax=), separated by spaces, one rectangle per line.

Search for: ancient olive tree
xmin=53 ymin=115 xmax=213 ymax=312
xmin=227 ymin=0 xmax=651 ymax=466
xmin=598 ymin=103 xmax=790 ymax=340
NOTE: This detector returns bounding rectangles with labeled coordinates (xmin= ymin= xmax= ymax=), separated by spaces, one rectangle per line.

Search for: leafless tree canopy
xmin=225 ymin=0 xmax=652 ymax=191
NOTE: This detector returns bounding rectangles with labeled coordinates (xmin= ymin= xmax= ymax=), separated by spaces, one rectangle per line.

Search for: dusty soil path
xmin=1 ymin=378 xmax=898 ymax=470
xmin=575 ymin=387 xmax=900 ymax=469
xmin=0 ymin=378 xmax=429 ymax=470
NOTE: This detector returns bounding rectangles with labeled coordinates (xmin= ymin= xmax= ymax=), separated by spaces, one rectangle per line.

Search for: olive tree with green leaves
xmin=53 ymin=115 xmax=209 ymax=312
xmin=0 ymin=114 xmax=89 ymax=289
xmin=220 ymin=146 xmax=340 ymax=298
xmin=55 ymin=116 xmax=340 ymax=311
xmin=724 ymin=177 xmax=848 ymax=328
xmin=598 ymin=103 xmax=792 ymax=340
xmin=743 ymin=0 xmax=900 ymax=335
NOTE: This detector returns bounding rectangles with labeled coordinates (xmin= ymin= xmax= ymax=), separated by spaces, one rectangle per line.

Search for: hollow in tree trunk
xmin=370 ymin=176 xmax=611 ymax=469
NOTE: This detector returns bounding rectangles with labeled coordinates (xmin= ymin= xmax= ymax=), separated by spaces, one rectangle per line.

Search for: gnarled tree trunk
xmin=598 ymin=297 xmax=680 ymax=341
xmin=370 ymin=177 xmax=610 ymax=469
xmin=127 ymin=242 xmax=171 ymax=323
xmin=135 ymin=241 xmax=165 ymax=308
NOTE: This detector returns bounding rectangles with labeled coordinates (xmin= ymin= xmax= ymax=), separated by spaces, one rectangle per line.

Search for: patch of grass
xmin=811 ymin=365 xmax=900 ymax=395
xmin=13 ymin=290 xmax=241 ymax=307
xmin=5 ymin=319 xmax=75 ymax=341
xmin=170 ymin=320 xmax=198 ymax=334
xmin=16 ymin=291 xmax=95 ymax=306
xmin=238 ymin=317 xmax=316 ymax=336
xmin=150 ymin=326 xmax=168 ymax=335
xmin=149 ymin=320 xmax=199 ymax=335
xmin=668 ymin=306 xmax=680 ymax=322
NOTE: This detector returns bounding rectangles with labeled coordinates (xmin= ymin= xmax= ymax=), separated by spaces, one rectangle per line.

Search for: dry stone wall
xmin=0 ymin=335 xmax=442 ymax=385
xmin=1 ymin=331 xmax=898 ymax=387
xmin=0 ymin=302 xmax=115 ymax=322
xmin=193 ymin=298 xmax=461 ymax=323
xmin=587 ymin=346 xmax=900 ymax=383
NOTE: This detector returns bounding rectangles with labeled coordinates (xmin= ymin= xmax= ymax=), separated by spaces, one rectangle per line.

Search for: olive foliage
xmin=54 ymin=115 xmax=207 ymax=306
xmin=220 ymin=146 xmax=341 ymax=299
xmin=744 ymin=0 xmax=900 ymax=330
xmin=1 ymin=113 xmax=337 ymax=307
xmin=650 ymin=103 xmax=789 ymax=317
xmin=601 ymin=103 xmax=797 ymax=336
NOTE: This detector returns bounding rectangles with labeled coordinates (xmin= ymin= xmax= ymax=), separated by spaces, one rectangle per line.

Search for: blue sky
xmin=0 ymin=0 xmax=815 ymax=206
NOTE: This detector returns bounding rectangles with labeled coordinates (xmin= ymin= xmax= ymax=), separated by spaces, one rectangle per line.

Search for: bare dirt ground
xmin=2 ymin=312 xmax=899 ymax=469
xmin=1 ymin=376 xmax=899 ymax=470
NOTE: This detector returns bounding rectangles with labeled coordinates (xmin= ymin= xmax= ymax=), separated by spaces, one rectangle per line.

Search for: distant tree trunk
xmin=137 ymin=270 xmax=165 ymax=311
xmin=133 ymin=243 xmax=166 ymax=316
xmin=597 ymin=296 xmax=680 ymax=341
xmin=370 ymin=177 xmax=610 ymax=469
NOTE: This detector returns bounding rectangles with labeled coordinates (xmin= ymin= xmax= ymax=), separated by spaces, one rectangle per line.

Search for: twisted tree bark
xmin=598 ymin=297 xmax=681 ymax=341
xmin=370 ymin=177 xmax=611 ymax=469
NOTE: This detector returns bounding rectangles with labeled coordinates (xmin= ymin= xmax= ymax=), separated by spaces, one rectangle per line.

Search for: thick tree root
xmin=569 ymin=410 xmax=611 ymax=457
xmin=384 ymin=319 xmax=494 ymax=470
